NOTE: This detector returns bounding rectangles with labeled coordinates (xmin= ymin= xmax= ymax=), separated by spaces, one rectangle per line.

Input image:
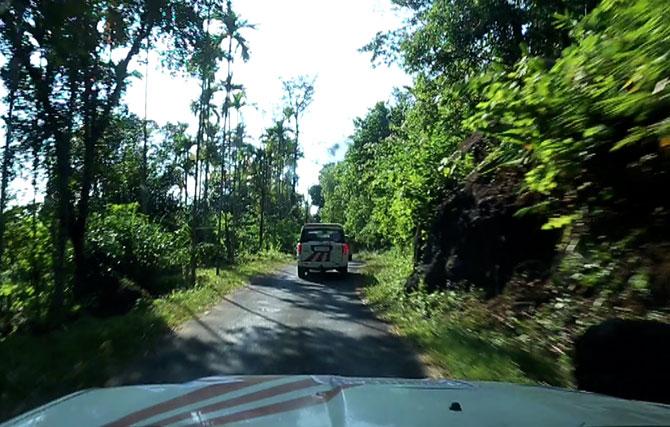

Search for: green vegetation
xmin=320 ymin=0 xmax=670 ymax=385
xmin=0 ymin=1 xmax=314 ymax=334
xmin=363 ymin=251 xmax=572 ymax=386
xmin=468 ymin=0 xmax=670 ymax=224
xmin=1 ymin=0 xmax=669 ymax=415
xmin=0 ymin=253 xmax=289 ymax=420
xmin=324 ymin=0 xmax=670 ymax=252
xmin=0 ymin=1 xmax=313 ymax=418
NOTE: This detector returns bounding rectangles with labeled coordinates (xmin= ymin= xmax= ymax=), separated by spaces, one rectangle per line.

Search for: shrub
xmin=0 ymin=206 xmax=53 ymax=333
xmin=85 ymin=203 xmax=188 ymax=313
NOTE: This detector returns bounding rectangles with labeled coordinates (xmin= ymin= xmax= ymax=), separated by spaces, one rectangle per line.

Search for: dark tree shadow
xmin=111 ymin=267 xmax=426 ymax=386
xmin=112 ymin=322 xmax=425 ymax=386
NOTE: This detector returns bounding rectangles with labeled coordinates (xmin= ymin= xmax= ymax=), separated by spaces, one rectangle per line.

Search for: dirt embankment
xmin=406 ymin=134 xmax=670 ymax=403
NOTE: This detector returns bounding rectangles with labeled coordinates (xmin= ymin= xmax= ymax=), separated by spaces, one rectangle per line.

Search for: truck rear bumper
xmin=298 ymin=261 xmax=348 ymax=270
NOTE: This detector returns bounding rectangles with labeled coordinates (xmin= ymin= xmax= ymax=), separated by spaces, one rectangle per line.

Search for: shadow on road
xmin=252 ymin=272 xmax=388 ymax=334
xmin=115 ymin=322 xmax=425 ymax=386
xmin=112 ymin=265 xmax=426 ymax=386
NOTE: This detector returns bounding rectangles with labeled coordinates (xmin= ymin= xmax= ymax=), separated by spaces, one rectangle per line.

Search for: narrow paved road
xmin=111 ymin=261 xmax=425 ymax=385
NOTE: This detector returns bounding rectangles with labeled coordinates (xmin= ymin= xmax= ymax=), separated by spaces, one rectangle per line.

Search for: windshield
xmin=1 ymin=0 xmax=670 ymax=424
xmin=300 ymin=229 xmax=344 ymax=243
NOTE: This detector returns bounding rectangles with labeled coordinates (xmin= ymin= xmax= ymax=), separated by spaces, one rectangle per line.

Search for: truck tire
xmin=298 ymin=267 xmax=307 ymax=279
xmin=337 ymin=266 xmax=348 ymax=275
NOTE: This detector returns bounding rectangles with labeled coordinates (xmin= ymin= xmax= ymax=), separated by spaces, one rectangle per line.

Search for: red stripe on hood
xmin=104 ymin=377 xmax=273 ymax=427
xmin=151 ymin=378 xmax=319 ymax=425
xmin=208 ymin=385 xmax=355 ymax=426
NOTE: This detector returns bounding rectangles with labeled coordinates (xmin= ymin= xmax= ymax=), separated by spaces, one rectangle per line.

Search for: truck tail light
xmin=297 ymin=243 xmax=303 ymax=255
xmin=342 ymin=243 xmax=350 ymax=256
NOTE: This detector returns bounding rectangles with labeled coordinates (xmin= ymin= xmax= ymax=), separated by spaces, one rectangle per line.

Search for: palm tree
xmin=231 ymin=90 xmax=247 ymax=196
xmin=264 ymin=118 xmax=293 ymax=209
xmin=216 ymin=1 xmax=253 ymax=272
xmin=201 ymin=87 xmax=221 ymax=210
xmin=282 ymin=76 xmax=315 ymax=205
xmin=190 ymin=2 xmax=223 ymax=285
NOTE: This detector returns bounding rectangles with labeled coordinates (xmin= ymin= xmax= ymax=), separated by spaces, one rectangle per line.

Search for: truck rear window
xmin=300 ymin=228 xmax=344 ymax=243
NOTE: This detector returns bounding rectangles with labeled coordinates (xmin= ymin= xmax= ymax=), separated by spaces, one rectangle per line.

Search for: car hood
xmin=4 ymin=376 xmax=670 ymax=427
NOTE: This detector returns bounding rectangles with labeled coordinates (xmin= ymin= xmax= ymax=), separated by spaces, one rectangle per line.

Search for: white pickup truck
xmin=296 ymin=223 xmax=350 ymax=278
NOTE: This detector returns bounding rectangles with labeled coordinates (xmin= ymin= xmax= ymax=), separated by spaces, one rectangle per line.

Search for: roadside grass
xmin=0 ymin=251 xmax=291 ymax=421
xmin=154 ymin=251 xmax=291 ymax=326
xmin=362 ymin=250 xmax=572 ymax=387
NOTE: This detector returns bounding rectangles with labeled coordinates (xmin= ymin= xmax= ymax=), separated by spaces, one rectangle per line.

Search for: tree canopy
xmin=0 ymin=0 xmax=314 ymax=333
xmin=323 ymin=0 xmax=670 ymax=304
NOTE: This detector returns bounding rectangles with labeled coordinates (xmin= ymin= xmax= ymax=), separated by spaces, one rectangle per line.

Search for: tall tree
xmin=363 ymin=0 xmax=599 ymax=79
xmin=189 ymin=1 xmax=223 ymax=285
xmin=282 ymin=76 xmax=315 ymax=204
xmin=216 ymin=0 xmax=252 ymax=271
xmin=0 ymin=0 xmax=206 ymax=315
xmin=0 ymin=58 xmax=20 ymax=269
xmin=255 ymin=146 xmax=269 ymax=252
xmin=140 ymin=42 xmax=151 ymax=213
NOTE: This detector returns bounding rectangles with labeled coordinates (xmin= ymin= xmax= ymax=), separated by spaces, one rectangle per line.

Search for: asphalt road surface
xmin=110 ymin=261 xmax=425 ymax=386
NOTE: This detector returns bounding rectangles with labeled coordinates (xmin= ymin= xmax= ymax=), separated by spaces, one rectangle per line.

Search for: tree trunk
xmin=70 ymin=226 xmax=86 ymax=300
xmin=259 ymin=185 xmax=265 ymax=253
xmin=70 ymin=72 xmax=98 ymax=301
xmin=216 ymin=99 xmax=230 ymax=273
xmin=191 ymin=76 xmax=207 ymax=286
xmin=260 ymin=148 xmax=271 ymax=252
xmin=184 ymin=150 xmax=189 ymax=208
xmin=0 ymin=65 xmax=17 ymax=269
xmin=203 ymin=142 xmax=210 ymax=208
xmin=30 ymin=148 xmax=40 ymax=301
xmin=141 ymin=44 xmax=150 ymax=213
xmin=229 ymin=128 xmax=242 ymax=261
xmin=203 ymin=84 xmax=213 ymax=210
xmin=217 ymin=37 xmax=233 ymax=273
xmin=291 ymin=114 xmax=300 ymax=206
xmin=275 ymin=139 xmax=282 ymax=204
xmin=6 ymin=15 xmax=157 ymax=319
xmin=224 ymin=134 xmax=233 ymax=262
xmin=235 ymin=142 xmax=242 ymax=200
xmin=48 ymin=77 xmax=76 ymax=321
